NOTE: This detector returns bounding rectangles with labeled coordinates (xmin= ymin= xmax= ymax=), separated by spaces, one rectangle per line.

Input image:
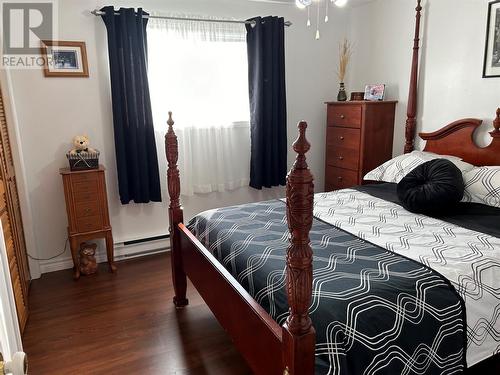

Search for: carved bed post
xmin=165 ymin=112 xmax=188 ymax=308
xmin=282 ymin=121 xmax=315 ymax=375
xmin=405 ymin=0 xmax=423 ymax=154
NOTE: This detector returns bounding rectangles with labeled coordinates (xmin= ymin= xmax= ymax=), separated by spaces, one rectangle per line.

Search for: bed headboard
xmin=404 ymin=0 xmax=500 ymax=167
xmin=420 ymin=110 xmax=500 ymax=166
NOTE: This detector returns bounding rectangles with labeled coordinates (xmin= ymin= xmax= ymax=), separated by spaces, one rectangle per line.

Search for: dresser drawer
xmin=326 ymin=145 xmax=359 ymax=171
xmin=75 ymin=200 xmax=100 ymax=219
xmin=325 ymin=167 xmax=359 ymax=191
xmin=72 ymin=180 xmax=98 ymax=195
xmin=73 ymin=189 xmax=99 ymax=203
xmin=71 ymin=172 xmax=98 ymax=184
xmin=327 ymin=127 xmax=361 ymax=150
xmin=76 ymin=215 xmax=102 ymax=233
xmin=327 ymin=105 xmax=362 ymax=128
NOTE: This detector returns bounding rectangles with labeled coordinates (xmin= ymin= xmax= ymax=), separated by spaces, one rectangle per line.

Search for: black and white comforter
xmin=188 ymin=185 xmax=500 ymax=374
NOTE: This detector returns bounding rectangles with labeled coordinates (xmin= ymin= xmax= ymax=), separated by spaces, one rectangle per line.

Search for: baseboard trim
xmin=39 ymin=238 xmax=170 ymax=274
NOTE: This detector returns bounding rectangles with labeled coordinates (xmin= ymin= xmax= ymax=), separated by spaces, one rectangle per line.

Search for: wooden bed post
xmin=282 ymin=121 xmax=316 ymax=375
xmin=165 ymin=112 xmax=188 ymax=308
xmin=405 ymin=0 xmax=423 ymax=154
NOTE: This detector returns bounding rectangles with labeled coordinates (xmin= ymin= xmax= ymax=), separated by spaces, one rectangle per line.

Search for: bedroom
xmin=0 ymin=0 xmax=499 ymax=374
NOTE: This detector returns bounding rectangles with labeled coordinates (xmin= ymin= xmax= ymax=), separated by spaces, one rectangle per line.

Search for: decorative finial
xmin=492 ymin=108 xmax=500 ymax=137
xmin=293 ymin=121 xmax=311 ymax=155
xmin=167 ymin=111 xmax=174 ymax=128
xmin=416 ymin=0 xmax=422 ymax=11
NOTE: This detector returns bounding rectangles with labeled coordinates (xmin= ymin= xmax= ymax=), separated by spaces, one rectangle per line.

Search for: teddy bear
xmin=79 ymin=242 xmax=98 ymax=276
xmin=70 ymin=135 xmax=97 ymax=155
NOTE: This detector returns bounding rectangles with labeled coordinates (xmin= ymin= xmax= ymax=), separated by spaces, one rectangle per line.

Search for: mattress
xmin=187 ymin=184 xmax=500 ymax=374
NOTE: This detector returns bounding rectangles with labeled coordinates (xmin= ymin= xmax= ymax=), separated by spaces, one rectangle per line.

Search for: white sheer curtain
xmin=148 ymin=16 xmax=251 ymax=196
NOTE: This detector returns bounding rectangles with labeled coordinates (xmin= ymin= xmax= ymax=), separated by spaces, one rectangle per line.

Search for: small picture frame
xmin=40 ymin=41 xmax=89 ymax=77
xmin=483 ymin=1 xmax=500 ymax=78
xmin=364 ymin=84 xmax=385 ymax=101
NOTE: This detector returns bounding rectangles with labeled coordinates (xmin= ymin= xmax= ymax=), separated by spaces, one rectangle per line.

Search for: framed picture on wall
xmin=483 ymin=0 xmax=500 ymax=78
xmin=40 ymin=41 xmax=89 ymax=77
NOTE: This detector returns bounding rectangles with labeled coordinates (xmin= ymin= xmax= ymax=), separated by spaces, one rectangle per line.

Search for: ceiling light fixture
xmin=296 ymin=0 xmax=349 ymax=39
xmin=296 ymin=0 xmax=312 ymax=8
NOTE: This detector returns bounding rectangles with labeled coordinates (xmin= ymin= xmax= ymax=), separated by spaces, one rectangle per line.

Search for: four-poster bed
xmin=165 ymin=0 xmax=500 ymax=373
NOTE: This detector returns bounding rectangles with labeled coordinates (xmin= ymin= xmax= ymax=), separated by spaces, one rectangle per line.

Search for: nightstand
xmin=60 ymin=165 xmax=116 ymax=279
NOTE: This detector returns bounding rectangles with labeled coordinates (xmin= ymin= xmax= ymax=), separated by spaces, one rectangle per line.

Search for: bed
xmin=164 ymin=1 xmax=500 ymax=374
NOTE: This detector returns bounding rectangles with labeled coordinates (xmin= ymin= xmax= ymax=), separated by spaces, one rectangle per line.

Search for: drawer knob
xmin=340 ymin=114 xmax=345 ymax=119
xmin=338 ymin=177 xmax=343 ymax=181
xmin=338 ymin=156 xmax=344 ymax=160
xmin=339 ymin=136 xmax=345 ymax=140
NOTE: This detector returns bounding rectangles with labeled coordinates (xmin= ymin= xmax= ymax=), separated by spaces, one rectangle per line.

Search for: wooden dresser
xmin=60 ymin=166 xmax=116 ymax=279
xmin=325 ymin=101 xmax=397 ymax=191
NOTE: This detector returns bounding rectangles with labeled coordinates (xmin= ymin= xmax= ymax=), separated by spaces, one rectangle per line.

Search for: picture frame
xmin=364 ymin=84 xmax=385 ymax=101
xmin=483 ymin=1 xmax=500 ymax=78
xmin=40 ymin=41 xmax=89 ymax=77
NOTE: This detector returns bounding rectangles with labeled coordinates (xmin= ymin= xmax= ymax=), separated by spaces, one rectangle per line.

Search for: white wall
xmin=8 ymin=0 xmax=350 ymax=271
xmin=349 ymin=0 xmax=499 ymax=154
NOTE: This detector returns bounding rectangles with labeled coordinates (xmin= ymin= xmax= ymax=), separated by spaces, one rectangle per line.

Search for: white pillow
xmin=363 ymin=151 xmax=474 ymax=183
xmin=462 ymin=166 xmax=500 ymax=208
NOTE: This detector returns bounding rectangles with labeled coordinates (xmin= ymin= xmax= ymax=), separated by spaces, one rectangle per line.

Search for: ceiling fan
xmin=298 ymin=0 xmax=349 ymax=39
xmin=296 ymin=0 xmax=348 ymax=8
xmin=248 ymin=0 xmax=352 ymax=39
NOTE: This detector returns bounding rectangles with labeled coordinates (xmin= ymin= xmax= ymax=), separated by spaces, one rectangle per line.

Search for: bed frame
xmin=164 ymin=0 xmax=500 ymax=373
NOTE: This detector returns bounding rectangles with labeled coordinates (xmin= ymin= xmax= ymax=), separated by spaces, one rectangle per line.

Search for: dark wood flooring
xmin=23 ymin=253 xmax=252 ymax=375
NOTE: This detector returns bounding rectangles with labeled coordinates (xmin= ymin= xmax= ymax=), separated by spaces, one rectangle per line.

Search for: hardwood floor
xmin=23 ymin=253 xmax=252 ymax=375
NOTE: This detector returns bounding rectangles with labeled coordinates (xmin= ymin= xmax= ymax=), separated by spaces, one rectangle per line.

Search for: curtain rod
xmin=90 ymin=9 xmax=292 ymax=27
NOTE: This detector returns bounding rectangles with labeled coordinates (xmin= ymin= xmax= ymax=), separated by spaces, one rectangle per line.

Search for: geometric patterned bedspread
xmin=188 ymin=196 xmax=469 ymax=374
xmin=314 ymin=189 xmax=500 ymax=367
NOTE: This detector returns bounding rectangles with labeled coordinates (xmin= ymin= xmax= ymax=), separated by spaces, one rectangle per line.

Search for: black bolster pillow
xmin=397 ymin=159 xmax=465 ymax=215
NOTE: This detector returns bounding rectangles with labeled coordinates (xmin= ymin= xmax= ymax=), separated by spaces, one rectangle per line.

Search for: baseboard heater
xmin=123 ymin=234 xmax=170 ymax=246
xmin=114 ymin=234 xmax=171 ymax=261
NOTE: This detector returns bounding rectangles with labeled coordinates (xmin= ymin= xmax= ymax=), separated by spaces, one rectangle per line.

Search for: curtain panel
xmin=246 ymin=16 xmax=287 ymax=190
xmin=147 ymin=15 xmax=251 ymax=196
xmin=101 ymin=7 xmax=162 ymax=204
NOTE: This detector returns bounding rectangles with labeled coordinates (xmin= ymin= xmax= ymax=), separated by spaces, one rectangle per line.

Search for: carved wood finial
xmin=167 ymin=111 xmax=174 ymax=127
xmin=292 ymin=121 xmax=311 ymax=170
xmin=282 ymin=121 xmax=315 ymax=374
xmin=165 ymin=112 xmax=180 ymax=209
xmin=492 ymin=108 xmax=500 ymax=138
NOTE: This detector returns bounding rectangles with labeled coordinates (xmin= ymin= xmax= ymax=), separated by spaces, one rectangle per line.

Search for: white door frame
xmin=0 ymin=219 xmax=23 ymax=360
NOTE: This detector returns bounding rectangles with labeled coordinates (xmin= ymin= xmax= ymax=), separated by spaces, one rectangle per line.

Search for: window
xmin=148 ymin=17 xmax=251 ymax=196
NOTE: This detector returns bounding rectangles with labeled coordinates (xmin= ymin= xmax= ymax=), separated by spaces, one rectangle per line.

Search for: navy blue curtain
xmin=246 ymin=16 xmax=287 ymax=190
xmin=101 ymin=7 xmax=161 ymax=204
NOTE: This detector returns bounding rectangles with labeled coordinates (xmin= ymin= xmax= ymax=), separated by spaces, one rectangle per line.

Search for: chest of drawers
xmin=325 ymin=101 xmax=397 ymax=191
xmin=60 ymin=166 xmax=116 ymax=279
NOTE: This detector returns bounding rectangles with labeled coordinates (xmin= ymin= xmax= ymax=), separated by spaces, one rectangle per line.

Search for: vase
xmin=337 ymin=82 xmax=347 ymax=102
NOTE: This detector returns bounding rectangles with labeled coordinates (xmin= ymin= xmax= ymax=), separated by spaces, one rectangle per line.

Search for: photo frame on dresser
xmin=483 ymin=0 xmax=500 ymax=78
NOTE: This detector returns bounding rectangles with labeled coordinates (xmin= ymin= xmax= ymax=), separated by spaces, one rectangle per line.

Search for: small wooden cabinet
xmin=325 ymin=101 xmax=397 ymax=191
xmin=60 ymin=166 xmax=116 ymax=279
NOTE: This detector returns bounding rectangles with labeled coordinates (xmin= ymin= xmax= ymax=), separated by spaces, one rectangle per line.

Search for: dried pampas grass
xmin=336 ymin=38 xmax=353 ymax=83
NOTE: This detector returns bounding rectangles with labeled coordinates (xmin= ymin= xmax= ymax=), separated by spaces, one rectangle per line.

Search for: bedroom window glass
xmin=148 ymin=16 xmax=250 ymax=196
